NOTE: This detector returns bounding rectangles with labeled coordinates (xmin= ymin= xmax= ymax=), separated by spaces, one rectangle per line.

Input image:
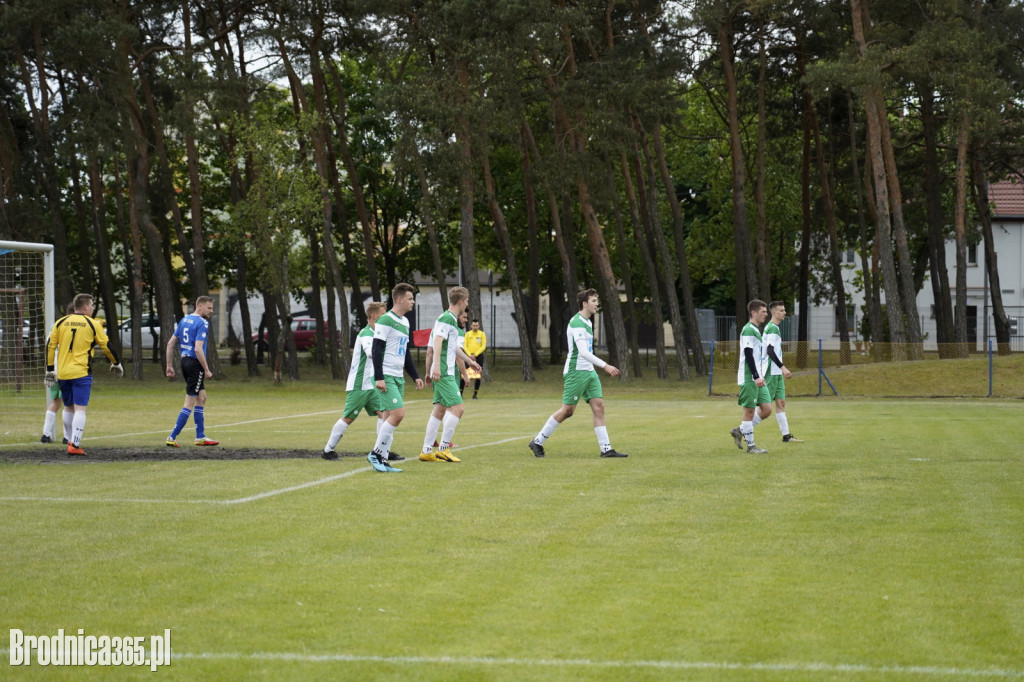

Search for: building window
xmin=834 ymin=305 xmax=855 ymax=336
xmin=967 ymin=243 xmax=978 ymax=266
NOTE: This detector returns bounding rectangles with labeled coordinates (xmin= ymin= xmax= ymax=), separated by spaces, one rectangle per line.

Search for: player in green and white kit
xmin=759 ymin=301 xmax=803 ymax=443
xmin=731 ymin=299 xmax=772 ymax=454
xmin=366 ymin=283 xmax=424 ymax=473
xmin=419 ymin=287 xmax=481 ymax=463
xmin=529 ymin=288 xmax=627 ymax=458
xmin=321 ymin=302 xmax=389 ymax=460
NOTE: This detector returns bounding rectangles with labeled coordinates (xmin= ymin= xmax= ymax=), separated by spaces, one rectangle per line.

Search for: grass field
xmin=2 ymin=363 xmax=1023 ymax=680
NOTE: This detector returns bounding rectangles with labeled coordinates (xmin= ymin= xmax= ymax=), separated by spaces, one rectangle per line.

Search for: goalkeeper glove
xmin=44 ymin=371 xmax=56 ymax=389
xmin=110 ymin=363 xmax=124 ymax=378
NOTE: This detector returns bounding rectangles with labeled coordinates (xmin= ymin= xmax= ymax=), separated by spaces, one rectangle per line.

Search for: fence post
xmin=708 ymin=340 xmax=714 ymax=396
xmin=989 ymin=338 xmax=994 ymax=397
xmin=818 ymin=338 xmax=822 ymax=397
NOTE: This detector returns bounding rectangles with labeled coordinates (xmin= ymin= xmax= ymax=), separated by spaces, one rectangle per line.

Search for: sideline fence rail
xmin=707 ymin=339 xmax=1023 ymax=398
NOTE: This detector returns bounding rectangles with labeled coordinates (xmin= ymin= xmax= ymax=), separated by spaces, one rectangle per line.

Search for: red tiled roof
xmin=989 ymin=179 xmax=1024 ymax=218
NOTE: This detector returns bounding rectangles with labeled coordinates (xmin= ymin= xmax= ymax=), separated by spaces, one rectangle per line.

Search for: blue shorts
xmin=59 ymin=376 xmax=93 ymax=407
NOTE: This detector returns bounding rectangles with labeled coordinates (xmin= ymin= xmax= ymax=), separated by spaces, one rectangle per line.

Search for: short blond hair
xmin=449 ymin=286 xmax=469 ymax=306
xmin=366 ymin=301 xmax=386 ymax=317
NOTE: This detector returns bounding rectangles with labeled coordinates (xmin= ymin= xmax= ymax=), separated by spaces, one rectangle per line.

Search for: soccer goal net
xmin=0 ymin=241 xmax=55 ymax=431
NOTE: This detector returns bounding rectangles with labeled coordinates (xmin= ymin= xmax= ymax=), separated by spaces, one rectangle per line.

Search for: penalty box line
xmin=0 ymin=435 xmax=534 ymax=507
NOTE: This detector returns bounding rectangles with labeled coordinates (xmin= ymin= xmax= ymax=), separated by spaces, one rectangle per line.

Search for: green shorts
xmin=379 ymin=376 xmax=405 ymax=409
xmin=343 ymin=388 xmax=381 ymax=420
xmin=562 ymin=370 xmax=602 ymax=405
xmin=766 ymin=374 xmax=786 ymax=401
xmin=47 ymin=384 xmax=61 ymax=402
xmin=432 ymin=376 xmax=464 ymax=408
xmin=738 ymin=381 xmax=772 ymax=409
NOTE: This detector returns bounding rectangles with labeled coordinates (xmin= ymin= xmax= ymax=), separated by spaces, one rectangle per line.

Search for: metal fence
xmin=706 ymin=339 xmax=1023 ymax=399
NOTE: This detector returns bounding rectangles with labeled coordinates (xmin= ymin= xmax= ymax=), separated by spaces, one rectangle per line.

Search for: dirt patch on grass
xmin=0 ymin=447 xmax=369 ymax=464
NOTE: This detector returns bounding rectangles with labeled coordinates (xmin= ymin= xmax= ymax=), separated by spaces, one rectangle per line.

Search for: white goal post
xmin=0 ymin=241 xmax=55 ymax=399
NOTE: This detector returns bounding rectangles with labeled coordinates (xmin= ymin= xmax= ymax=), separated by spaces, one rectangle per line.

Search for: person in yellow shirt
xmin=45 ymin=293 xmax=123 ymax=456
xmin=464 ymin=319 xmax=486 ymax=399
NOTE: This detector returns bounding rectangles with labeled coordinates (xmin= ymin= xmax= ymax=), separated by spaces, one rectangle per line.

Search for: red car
xmin=252 ymin=317 xmax=336 ymax=351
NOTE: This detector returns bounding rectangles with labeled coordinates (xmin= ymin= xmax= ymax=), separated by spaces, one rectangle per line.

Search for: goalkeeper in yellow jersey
xmin=45 ymin=293 xmax=123 ymax=456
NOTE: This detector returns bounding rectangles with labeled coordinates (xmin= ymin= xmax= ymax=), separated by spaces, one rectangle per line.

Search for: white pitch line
xmin=0 ymin=436 xmax=534 ymax=506
xmin=163 ymin=651 xmax=1024 ymax=678
xmin=0 ymin=401 xmax=429 ymax=447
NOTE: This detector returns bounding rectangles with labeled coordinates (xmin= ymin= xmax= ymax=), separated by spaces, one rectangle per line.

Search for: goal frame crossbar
xmin=0 ymin=241 xmax=55 ymax=334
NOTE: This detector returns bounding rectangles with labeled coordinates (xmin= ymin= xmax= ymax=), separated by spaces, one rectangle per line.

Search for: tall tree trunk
xmin=453 ymin=57 xmax=484 ymax=332
xmin=920 ymin=89 xmax=955 ymax=352
xmin=523 ymin=117 xmax=577 ymax=300
xmin=482 ymin=149 xmax=534 ymax=381
xmin=857 ymin=115 xmax=885 ymax=351
xmin=309 ymin=47 xmax=348 ymax=373
xmin=797 ymin=65 xmax=812 ymax=369
xmin=754 ymin=20 xmax=771 ymax=298
xmin=88 ymin=158 xmax=120 ymax=356
xmin=605 ymin=154 xmax=642 ymax=378
xmin=952 ymin=112 xmax=971 ymax=354
xmin=520 ymin=120 xmax=543 ymax=369
xmin=876 ymin=98 xmax=923 ymax=354
xmin=321 ymin=56 xmax=382 ymax=301
xmin=624 ymin=150 xmax=668 ymax=378
xmin=652 ymin=121 xmax=706 ymax=376
xmin=719 ymin=15 xmax=757 ymax=326
xmin=404 ymin=119 xmax=448 ymax=311
xmin=117 ymin=45 xmax=178 ymax=373
xmin=808 ymin=89 xmax=851 ymax=364
xmin=112 ymin=155 xmax=145 ymax=376
xmin=636 ymin=120 xmax=689 ymax=380
xmin=850 ymin=0 xmax=908 ymax=356
xmin=971 ymin=154 xmax=1011 ymax=355
xmin=14 ymin=37 xmax=73 ymax=305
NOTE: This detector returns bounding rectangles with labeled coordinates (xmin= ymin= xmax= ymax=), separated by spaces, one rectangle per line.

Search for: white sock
xmin=752 ymin=412 xmax=763 ymax=426
xmin=440 ymin=414 xmax=460 ymax=449
xmin=595 ymin=425 xmax=611 ymax=453
xmin=43 ymin=411 xmax=56 ymax=438
xmin=534 ymin=416 xmax=560 ymax=445
xmin=777 ymin=412 xmax=790 ymax=436
xmin=326 ymin=419 xmax=349 ymax=451
xmin=71 ymin=411 xmax=87 ymax=446
xmin=373 ymin=421 xmax=396 ymax=457
xmin=63 ymin=410 xmax=74 ymax=440
xmin=741 ymin=420 xmax=754 ymax=447
xmin=423 ymin=415 xmax=442 ymax=452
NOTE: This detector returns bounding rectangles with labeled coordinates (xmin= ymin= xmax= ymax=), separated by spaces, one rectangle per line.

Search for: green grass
xmin=2 ymin=364 xmax=1024 ymax=680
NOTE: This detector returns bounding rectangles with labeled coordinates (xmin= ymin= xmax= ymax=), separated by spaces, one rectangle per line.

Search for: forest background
xmin=2 ymin=0 xmax=1023 ymax=383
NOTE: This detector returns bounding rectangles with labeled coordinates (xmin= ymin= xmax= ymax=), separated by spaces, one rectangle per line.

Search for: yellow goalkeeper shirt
xmin=46 ymin=314 xmax=119 ymax=380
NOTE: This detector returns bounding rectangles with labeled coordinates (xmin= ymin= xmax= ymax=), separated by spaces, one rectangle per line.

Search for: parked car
xmin=252 ymin=316 xmax=336 ymax=351
xmin=0 ymin=318 xmax=30 ymax=348
xmin=119 ymin=316 xmax=161 ymax=349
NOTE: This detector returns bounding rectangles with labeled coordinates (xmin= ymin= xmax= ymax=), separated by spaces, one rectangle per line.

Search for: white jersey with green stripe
xmin=431 ymin=310 xmax=461 ymax=377
xmin=763 ymin=321 xmax=783 ymax=376
xmin=373 ymin=311 xmax=411 ymax=377
xmin=346 ymin=325 xmax=376 ymax=391
xmin=563 ymin=312 xmax=605 ymax=374
xmin=737 ymin=321 xmax=767 ymax=385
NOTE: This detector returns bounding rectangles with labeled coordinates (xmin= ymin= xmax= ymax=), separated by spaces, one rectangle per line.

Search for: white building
xmin=806 ymin=179 xmax=1024 ymax=351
